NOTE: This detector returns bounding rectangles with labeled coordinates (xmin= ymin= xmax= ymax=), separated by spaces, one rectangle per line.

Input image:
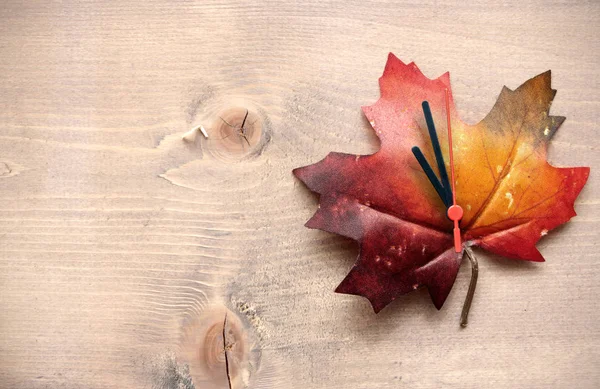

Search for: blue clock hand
xmin=411 ymin=101 xmax=452 ymax=207
xmin=422 ymin=101 xmax=452 ymax=205
xmin=411 ymin=146 xmax=449 ymax=207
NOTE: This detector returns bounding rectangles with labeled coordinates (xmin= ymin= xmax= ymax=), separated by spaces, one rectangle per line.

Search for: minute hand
xmin=422 ymin=101 xmax=452 ymax=205
xmin=411 ymin=101 xmax=453 ymax=208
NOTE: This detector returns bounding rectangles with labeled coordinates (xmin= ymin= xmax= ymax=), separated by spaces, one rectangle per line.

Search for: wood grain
xmin=0 ymin=1 xmax=598 ymax=388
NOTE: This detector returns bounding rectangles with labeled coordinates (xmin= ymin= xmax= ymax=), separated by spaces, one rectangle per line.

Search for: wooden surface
xmin=1 ymin=1 xmax=599 ymax=388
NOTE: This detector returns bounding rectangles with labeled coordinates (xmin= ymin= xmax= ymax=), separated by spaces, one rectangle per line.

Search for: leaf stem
xmin=460 ymin=246 xmax=478 ymax=328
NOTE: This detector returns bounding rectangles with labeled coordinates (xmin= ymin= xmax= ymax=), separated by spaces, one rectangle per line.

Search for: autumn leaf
xmin=293 ymin=53 xmax=590 ymax=315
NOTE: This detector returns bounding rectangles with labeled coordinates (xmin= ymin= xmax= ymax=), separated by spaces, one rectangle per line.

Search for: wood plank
xmin=0 ymin=1 xmax=598 ymax=388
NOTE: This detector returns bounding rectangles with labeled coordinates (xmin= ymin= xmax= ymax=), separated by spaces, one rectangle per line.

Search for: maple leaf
xmin=293 ymin=53 xmax=590 ymax=315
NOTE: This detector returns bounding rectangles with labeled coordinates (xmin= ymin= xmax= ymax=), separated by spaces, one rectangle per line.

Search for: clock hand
xmin=422 ymin=101 xmax=452 ymax=205
xmin=443 ymin=89 xmax=477 ymax=326
xmin=411 ymin=97 xmax=463 ymax=252
xmin=411 ymin=101 xmax=452 ymax=207
xmin=444 ymin=88 xmax=463 ymax=253
xmin=411 ymin=146 xmax=449 ymax=207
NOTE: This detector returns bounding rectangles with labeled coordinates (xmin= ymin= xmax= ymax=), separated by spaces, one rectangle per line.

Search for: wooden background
xmin=1 ymin=1 xmax=598 ymax=388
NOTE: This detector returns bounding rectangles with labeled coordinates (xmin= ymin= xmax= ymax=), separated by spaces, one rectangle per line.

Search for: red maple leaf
xmin=293 ymin=53 xmax=590 ymax=318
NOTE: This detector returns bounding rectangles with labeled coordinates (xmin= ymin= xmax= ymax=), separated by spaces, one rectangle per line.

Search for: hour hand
xmin=411 ymin=146 xmax=450 ymax=207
